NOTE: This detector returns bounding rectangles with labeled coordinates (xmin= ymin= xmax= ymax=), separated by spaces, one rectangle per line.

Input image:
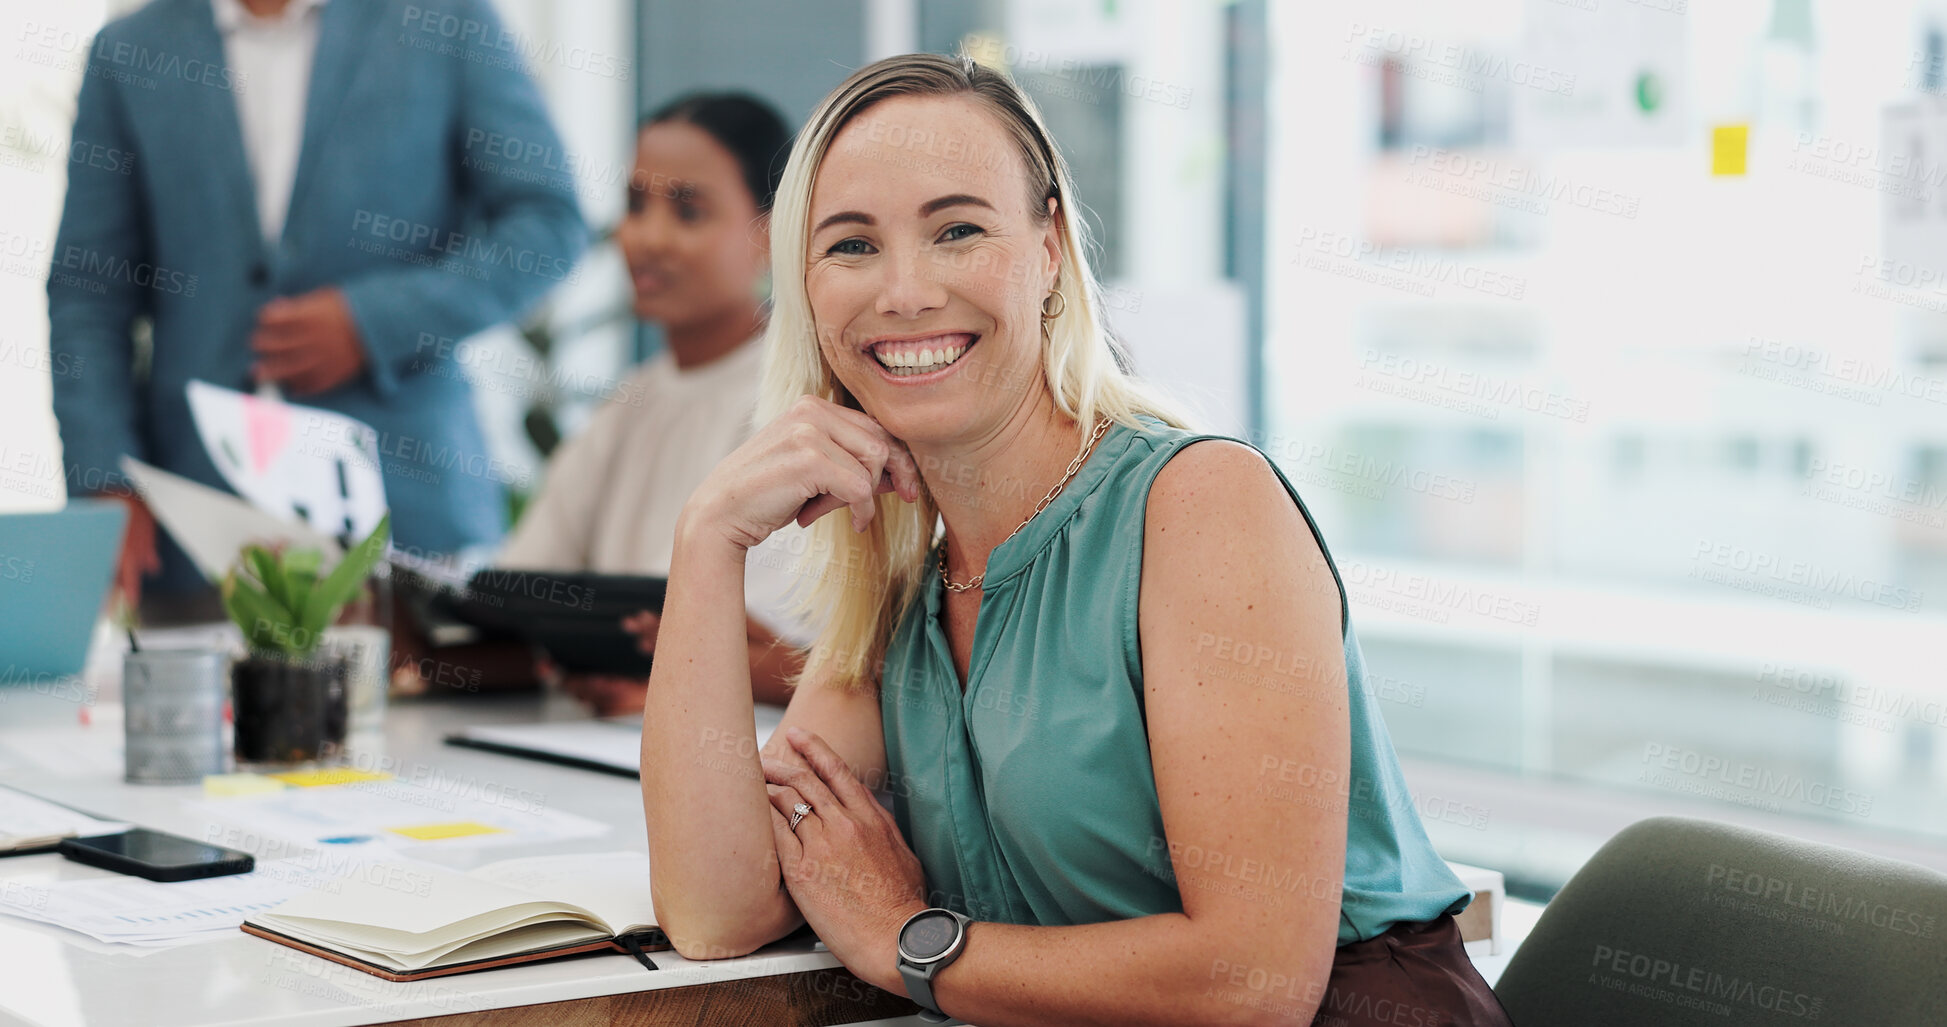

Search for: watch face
xmin=900 ymin=911 xmax=959 ymax=960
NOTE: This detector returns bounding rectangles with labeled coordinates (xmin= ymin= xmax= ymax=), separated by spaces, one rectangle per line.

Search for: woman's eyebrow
xmin=919 ymin=193 xmax=993 ymax=217
xmin=813 ymin=210 xmax=873 ymax=234
xmin=812 ymin=194 xmax=997 ymax=236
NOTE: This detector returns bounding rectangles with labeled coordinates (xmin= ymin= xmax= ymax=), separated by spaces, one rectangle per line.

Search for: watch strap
xmin=902 ymin=963 xmax=948 ymax=1022
xmin=898 ymin=909 xmax=971 ymax=1022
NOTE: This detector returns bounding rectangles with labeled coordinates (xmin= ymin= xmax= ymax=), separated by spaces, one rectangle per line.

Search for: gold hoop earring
xmin=1041 ymin=290 xmax=1066 ymax=320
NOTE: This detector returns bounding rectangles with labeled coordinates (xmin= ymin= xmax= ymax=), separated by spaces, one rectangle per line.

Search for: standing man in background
xmin=49 ymin=0 xmax=587 ymax=610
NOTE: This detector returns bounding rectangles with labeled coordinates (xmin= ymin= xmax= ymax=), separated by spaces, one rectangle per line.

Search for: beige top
xmin=498 ymin=338 xmax=811 ymax=644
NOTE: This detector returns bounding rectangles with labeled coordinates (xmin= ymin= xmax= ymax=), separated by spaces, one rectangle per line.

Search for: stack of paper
xmin=0 ymin=859 xmax=334 ymax=946
xmin=0 ymin=786 xmax=128 ymax=853
xmin=189 ymin=771 xmax=611 ymax=850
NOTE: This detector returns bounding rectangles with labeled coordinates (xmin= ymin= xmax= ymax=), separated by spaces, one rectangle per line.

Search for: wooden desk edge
xmin=375 ymin=965 xmax=920 ymax=1027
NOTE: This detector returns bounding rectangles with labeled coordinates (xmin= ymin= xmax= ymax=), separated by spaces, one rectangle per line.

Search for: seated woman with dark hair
xmin=499 ymin=92 xmax=808 ymax=713
xmin=639 ymin=56 xmax=1512 ymax=1027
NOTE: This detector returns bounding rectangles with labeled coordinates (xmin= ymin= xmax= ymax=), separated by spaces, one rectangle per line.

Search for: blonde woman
xmin=641 ymin=54 xmax=1510 ymax=1027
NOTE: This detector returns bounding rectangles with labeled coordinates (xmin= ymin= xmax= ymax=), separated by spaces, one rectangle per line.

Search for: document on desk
xmin=243 ymin=850 xmax=663 ymax=981
xmin=0 ymin=786 xmax=129 ymax=854
xmin=0 ymin=858 xmax=336 ymax=946
xmin=445 ymin=704 xmax=786 ymax=778
xmin=188 ymin=776 xmax=610 ymax=850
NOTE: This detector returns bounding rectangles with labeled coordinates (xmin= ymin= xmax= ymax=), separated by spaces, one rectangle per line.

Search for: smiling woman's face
xmin=805 ymin=94 xmax=1060 ymax=446
xmin=618 ymin=120 xmax=767 ymax=328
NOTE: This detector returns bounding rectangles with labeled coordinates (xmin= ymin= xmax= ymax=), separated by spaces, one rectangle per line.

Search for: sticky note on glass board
xmin=1712 ymin=124 xmax=1749 ymax=175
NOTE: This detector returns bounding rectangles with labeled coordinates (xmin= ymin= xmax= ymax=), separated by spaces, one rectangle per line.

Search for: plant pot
xmin=232 ymin=654 xmax=348 ymax=766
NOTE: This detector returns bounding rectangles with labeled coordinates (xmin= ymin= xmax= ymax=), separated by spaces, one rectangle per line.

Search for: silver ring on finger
xmin=788 ymin=802 xmax=813 ymax=832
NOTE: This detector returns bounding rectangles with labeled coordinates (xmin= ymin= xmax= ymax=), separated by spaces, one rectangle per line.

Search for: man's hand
xmin=103 ymin=491 xmax=160 ymax=610
xmin=623 ymin=610 xmax=660 ymax=654
xmin=539 ymin=652 xmax=649 ymax=717
xmin=560 ymin=673 xmax=649 ymax=716
xmin=250 ymin=287 xmax=367 ymax=395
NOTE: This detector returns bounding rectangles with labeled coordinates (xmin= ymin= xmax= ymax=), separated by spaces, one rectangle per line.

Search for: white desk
xmin=0 ymin=680 xmax=931 ymax=1027
xmin=0 ymin=647 xmax=1541 ymax=1027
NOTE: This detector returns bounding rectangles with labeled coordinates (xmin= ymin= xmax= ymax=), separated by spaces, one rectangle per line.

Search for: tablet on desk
xmin=452 ymin=569 xmax=667 ymax=677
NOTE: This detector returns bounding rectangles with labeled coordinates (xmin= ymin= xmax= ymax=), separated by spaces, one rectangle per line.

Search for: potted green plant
xmin=222 ymin=515 xmax=390 ymax=766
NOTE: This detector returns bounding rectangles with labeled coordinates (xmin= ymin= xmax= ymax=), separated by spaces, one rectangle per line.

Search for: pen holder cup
xmin=232 ymin=653 xmax=348 ymax=768
xmin=123 ymin=649 xmax=230 ymax=784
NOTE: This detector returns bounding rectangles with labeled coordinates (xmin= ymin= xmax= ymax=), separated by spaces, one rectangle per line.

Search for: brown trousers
xmin=1310 ymin=915 xmax=1513 ymax=1027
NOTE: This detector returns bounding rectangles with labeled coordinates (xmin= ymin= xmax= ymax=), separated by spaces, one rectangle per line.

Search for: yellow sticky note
xmin=387 ymin=821 xmax=508 ymax=841
xmin=202 ymin=773 xmax=288 ymax=798
xmin=270 ymin=768 xmax=394 ymax=787
xmin=1712 ymin=124 xmax=1749 ymax=176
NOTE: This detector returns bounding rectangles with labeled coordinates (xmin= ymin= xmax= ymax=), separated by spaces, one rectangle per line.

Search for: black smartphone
xmin=57 ymin=828 xmax=255 ymax=882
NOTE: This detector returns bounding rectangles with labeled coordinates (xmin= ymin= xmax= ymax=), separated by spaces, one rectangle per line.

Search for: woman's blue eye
xmin=940 ymin=223 xmax=982 ymax=242
xmin=828 ymin=238 xmax=873 ymax=256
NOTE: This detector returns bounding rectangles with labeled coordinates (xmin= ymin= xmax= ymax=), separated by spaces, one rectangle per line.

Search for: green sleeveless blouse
xmin=878 ymin=419 xmax=1471 ymax=944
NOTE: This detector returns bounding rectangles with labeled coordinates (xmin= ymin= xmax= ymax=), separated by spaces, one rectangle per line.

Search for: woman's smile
xmin=865 ymin=331 xmax=980 ymax=381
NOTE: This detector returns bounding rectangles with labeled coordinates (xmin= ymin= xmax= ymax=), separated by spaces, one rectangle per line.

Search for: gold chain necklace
xmin=937 ymin=417 xmax=1113 ymax=593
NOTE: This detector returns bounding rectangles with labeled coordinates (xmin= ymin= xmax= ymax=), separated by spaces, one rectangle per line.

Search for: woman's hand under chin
xmin=679 ymin=395 xmax=923 ymax=555
xmin=763 ymin=727 xmax=929 ymax=994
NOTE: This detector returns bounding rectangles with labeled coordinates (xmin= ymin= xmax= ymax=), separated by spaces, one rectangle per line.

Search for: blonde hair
xmin=757 ymin=53 xmax=1191 ymax=691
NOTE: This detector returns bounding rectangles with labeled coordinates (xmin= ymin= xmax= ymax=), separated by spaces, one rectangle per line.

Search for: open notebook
xmin=241 ymin=851 xmax=664 ymax=982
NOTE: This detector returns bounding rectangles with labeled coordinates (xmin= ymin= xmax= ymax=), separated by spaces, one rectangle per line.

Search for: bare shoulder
xmin=1146 ymin=438 xmax=1306 ymax=547
xmin=1142 ymin=437 xmax=1338 ymax=623
xmin=1147 ymin=436 xmax=1281 ymax=505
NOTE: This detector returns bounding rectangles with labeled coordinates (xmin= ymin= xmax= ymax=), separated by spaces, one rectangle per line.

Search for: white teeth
xmin=872 ymin=337 xmax=973 ymax=375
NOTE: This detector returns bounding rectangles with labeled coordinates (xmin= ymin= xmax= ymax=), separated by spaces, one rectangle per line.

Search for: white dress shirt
xmin=211 ymin=0 xmax=328 ymax=245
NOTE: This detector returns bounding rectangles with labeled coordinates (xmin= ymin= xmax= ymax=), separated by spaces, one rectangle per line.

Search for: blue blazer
xmin=49 ymin=0 xmax=587 ymax=588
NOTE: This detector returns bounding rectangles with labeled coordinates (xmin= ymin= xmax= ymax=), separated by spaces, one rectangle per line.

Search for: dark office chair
xmin=1494 ymin=816 xmax=1947 ymax=1026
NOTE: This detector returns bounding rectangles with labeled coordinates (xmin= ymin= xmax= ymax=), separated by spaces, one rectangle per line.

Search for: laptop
xmin=0 ymin=498 xmax=127 ymax=679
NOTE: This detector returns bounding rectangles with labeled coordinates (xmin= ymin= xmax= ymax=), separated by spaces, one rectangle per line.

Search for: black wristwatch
xmin=896 ymin=907 xmax=972 ymax=1022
